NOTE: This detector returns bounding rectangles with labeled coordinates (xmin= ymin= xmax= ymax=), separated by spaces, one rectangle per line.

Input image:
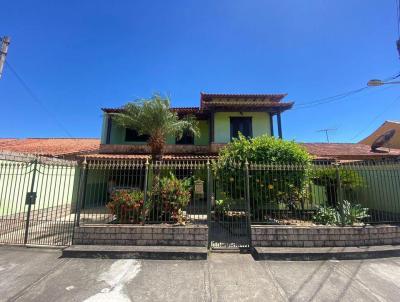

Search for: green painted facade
xmin=213 ymin=112 xmax=271 ymax=144
xmin=101 ymin=111 xmax=270 ymax=146
xmin=0 ymin=160 xmax=79 ymax=216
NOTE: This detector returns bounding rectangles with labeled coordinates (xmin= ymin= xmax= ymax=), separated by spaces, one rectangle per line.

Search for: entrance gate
xmin=207 ymin=162 xmax=252 ymax=250
xmin=0 ymin=155 xmax=77 ymax=246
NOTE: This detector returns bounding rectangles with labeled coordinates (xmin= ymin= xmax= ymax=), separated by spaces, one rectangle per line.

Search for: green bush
xmin=218 ymin=134 xmax=311 ymax=164
xmin=312 ymin=200 xmax=369 ymax=226
xmin=151 ymin=173 xmax=192 ymax=224
xmin=106 ymin=190 xmax=146 ymax=224
xmin=214 ymin=134 xmax=311 ymax=216
xmin=311 ymin=167 xmax=364 ymax=207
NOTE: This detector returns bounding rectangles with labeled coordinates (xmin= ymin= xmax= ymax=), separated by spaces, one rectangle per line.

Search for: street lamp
xmin=367 ymin=79 xmax=400 ymax=86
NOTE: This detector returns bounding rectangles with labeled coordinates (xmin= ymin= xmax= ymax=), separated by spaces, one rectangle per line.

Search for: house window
xmin=176 ymin=131 xmax=194 ymax=145
xmin=230 ymin=117 xmax=252 ymax=140
xmin=125 ymin=129 xmax=149 ymax=142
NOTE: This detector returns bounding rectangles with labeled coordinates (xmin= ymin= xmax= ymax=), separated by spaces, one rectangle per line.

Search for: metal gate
xmin=208 ymin=161 xmax=252 ymax=250
xmin=0 ymin=154 xmax=78 ymax=246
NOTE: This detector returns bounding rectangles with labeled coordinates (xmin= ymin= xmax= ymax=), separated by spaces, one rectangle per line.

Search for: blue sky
xmin=0 ymin=0 xmax=399 ymax=142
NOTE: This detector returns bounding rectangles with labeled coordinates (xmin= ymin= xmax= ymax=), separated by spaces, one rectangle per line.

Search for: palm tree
xmin=111 ymin=94 xmax=199 ymax=160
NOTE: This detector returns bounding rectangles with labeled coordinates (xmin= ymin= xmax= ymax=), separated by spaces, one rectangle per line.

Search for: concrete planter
xmin=251 ymin=225 xmax=400 ymax=247
xmin=73 ymin=224 xmax=208 ymax=247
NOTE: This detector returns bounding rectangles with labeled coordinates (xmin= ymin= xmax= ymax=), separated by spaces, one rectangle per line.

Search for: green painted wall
xmin=104 ymin=113 xmax=209 ymax=146
xmin=0 ymin=160 xmax=79 ymax=216
xmin=100 ymin=114 xmax=108 ymax=144
xmin=213 ymin=112 xmax=271 ymax=143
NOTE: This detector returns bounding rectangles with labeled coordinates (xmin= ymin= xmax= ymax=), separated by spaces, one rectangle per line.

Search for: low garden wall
xmin=73 ymin=224 xmax=208 ymax=247
xmin=251 ymin=225 xmax=400 ymax=247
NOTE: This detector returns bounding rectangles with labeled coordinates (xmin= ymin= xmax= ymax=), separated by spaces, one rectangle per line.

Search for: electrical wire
xmin=293 ymin=72 xmax=400 ymax=110
xmin=4 ymin=60 xmax=74 ymax=138
xmin=349 ymin=95 xmax=400 ymax=141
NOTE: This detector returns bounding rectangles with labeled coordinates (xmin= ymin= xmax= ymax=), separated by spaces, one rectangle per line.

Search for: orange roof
xmin=359 ymin=121 xmax=400 ymax=149
xmin=0 ymin=138 xmax=100 ymax=157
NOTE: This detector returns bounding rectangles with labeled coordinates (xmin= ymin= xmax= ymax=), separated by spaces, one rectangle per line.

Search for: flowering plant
xmin=153 ymin=173 xmax=191 ymax=224
xmin=106 ymin=190 xmax=147 ymax=224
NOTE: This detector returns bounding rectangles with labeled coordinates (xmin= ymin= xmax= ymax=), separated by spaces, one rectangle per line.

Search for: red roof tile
xmin=81 ymin=153 xmax=217 ymax=161
xmin=200 ymin=93 xmax=287 ymax=102
xmin=0 ymin=138 xmax=100 ymax=157
xmin=301 ymin=143 xmax=400 ymax=160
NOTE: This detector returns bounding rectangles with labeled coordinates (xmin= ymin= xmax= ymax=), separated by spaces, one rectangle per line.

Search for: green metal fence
xmin=0 ymin=153 xmax=78 ymax=246
xmin=1 ymin=153 xmax=399 ymax=247
xmin=78 ymin=159 xmax=400 ymax=226
xmin=246 ymin=160 xmax=400 ymax=225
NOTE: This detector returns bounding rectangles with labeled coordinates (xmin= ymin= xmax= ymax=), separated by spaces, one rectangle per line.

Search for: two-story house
xmin=98 ymin=93 xmax=293 ymax=159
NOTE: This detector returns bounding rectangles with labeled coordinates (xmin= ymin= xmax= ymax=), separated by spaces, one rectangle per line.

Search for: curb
xmin=62 ymin=245 xmax=208 ymax=260
xmin=251 ymin=245 xmax=400 ymax=261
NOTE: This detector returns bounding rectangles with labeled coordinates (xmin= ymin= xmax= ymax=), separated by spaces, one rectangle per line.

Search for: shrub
xmin=106 ymin=190 xmax=147 ymax=224
xmin=312 ymin=200 xmax=369 ymax=226
xmin=311 ymin=167 xmax=364 ymax=207
xmin=151 ymin=173 xmax=192 ymax=224
xmin=311 ymin=205 xmax=338 ymax=225
xmin=215 ymin=134 xmax=311 ymax=216
xmin=218 ymin=134 xmax=311 ymax=164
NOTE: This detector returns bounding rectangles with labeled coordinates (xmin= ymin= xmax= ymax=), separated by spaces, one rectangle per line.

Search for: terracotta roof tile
xmin=301 ymin=143 xmax=400 ymax=159
xmin=0 ymin=138 xmax=100 ymax=157
xmin=81 ymin=153 xmax=217 ymax=161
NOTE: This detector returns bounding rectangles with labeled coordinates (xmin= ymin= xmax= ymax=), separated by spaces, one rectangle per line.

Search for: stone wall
xmin=252 ymin=225 xmax=400 ymax=247
xmin=73 ymin=224 xmax=208 ymax=247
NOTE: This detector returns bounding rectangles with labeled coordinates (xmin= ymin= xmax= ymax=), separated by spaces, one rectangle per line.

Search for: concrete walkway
xmin=1 ymin=246 xmax=400 ymax=301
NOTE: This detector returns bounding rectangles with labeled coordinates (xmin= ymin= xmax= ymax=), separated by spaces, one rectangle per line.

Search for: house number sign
xmin=194 ymin=180 xmax=204 ymax=195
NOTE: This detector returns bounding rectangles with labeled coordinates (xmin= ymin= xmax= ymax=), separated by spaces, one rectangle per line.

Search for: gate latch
xmin=25 ymin=192 xmax=37 ymax=205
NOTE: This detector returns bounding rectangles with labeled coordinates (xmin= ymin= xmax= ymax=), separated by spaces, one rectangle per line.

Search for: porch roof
xmin=79 ymin=153 xmax=217 ymax=161
xmin=200 ymin=92 xmax=293 ymax=113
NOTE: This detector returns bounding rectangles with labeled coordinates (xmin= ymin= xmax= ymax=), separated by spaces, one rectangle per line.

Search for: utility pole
xmin=316 ymin=128 xmax=337 ymax=143
xmin=0 ymin=36 xmax=11 ymax=79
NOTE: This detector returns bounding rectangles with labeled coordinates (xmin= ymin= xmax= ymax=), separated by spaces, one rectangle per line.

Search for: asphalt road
xmin=1 ymin=246 xmax=400 ymax=302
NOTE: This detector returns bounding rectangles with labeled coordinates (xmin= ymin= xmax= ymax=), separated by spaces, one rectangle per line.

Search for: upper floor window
xmin=230 ymin=117 xmax=252 ymax=140
xmin=125 ymin=129 xmax=149 ymax=142
xmin=176 ymin=131 xmax=194 ymax=145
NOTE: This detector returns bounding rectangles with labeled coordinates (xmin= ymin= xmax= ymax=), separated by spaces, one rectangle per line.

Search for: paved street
xmin=1 ymin=246 xmax=400 ymax=302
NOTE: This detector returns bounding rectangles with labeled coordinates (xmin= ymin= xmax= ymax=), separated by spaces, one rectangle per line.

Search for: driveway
xmin=1 ymin=246 xmax=400 ymax=301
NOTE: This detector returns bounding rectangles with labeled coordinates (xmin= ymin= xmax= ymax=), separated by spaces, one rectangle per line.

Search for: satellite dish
xmin=371 ymin=129 xmax=396 ymax=151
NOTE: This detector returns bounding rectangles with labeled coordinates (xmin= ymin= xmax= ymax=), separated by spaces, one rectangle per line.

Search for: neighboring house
xmin=0 ymin=138 xmax=100 ymax=159
xmin=98 ymin=93 xmax=293 ymax=158
xmin=360 ymin=120 xmax=400 ymax=149
xmin=302 ymin=143 xmax=400 ymax=161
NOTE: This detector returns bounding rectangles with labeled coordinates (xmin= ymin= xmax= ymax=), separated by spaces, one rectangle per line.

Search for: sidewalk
xmin=1 ymin=246 xmax=400 ymax=301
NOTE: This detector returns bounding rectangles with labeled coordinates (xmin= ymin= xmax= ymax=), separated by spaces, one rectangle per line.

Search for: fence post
xmin=75 ymin=157 xmax=88 ymax=228
xmin=244 ymin=160 xmax=253 ymax=248
xmin=335 ymin=162 xmax=345 ymax=226
xmin=206 ymin=160 xmax=212 ymax=249
xmin=24 ymin=158 xmax=38 ymax=245
xmin=142 ymin=159 xmax=149 ymax=225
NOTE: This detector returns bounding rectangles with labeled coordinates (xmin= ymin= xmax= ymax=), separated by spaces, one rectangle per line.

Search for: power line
xmin=293 ymin=72 xmax=400 ymax=111
xmin=350 ymin=95 xmax=400 ymax=141
xmin=4 ymin=60 xmax=74 ymax=138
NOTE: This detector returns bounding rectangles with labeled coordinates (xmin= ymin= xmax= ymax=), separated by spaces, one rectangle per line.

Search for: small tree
xmin=111 ymin=94 xmax=199 ymax=160
xmin=215 ymin=134 xmax=311 ymax=217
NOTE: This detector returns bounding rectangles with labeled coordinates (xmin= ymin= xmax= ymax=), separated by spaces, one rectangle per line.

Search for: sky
xmin=0 ymin=0 xmax=399 ymax=143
